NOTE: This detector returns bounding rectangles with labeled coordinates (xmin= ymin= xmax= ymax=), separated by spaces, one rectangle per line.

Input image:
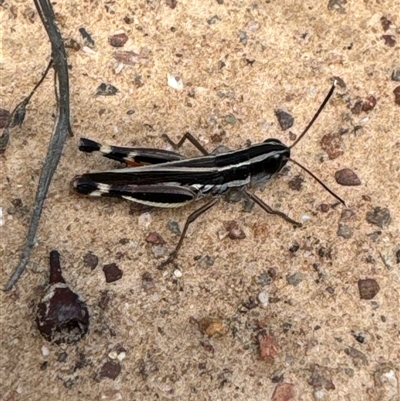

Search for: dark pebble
xmin=103 ymin=263 xmax=123 ymax=283
xmin=109 ymin=32 xmax=128 ymax=47
xmin=165 ymin=0 xmax=177 ymax=9
xmin=391 ymin=68 xmax=400 ymax=82
xmin=358 ymin=278 xmax=380 ymax=300
xmin=79 ymin=27 xmax=95 ymax=47
xmin=275 ymin=109 xmax=294 ymax=130
xmin=57 ymin=352 xmax=68 ymax=363
xmin=308 ymin=364 xmax=335 ymax=391
xmin=0 ymin=108 xmax=11 ymax=129
xmin=286 ymin=272 xmax=303 ymax=286
xmin=96 ymin=83 xmax=119 ymax=96
xmin=113 ymin=51 xmax=140 ymax=65
xmin=344 ymin=347 xmax=368 ymax=366
xmin=83 ymin=252 xmax=99 ymax=270
xmin=366 ymin=207 xmax=391 ymax=228
xmin=142 ymin=272 xmax=155 ymax=291
xmin=167 ymin=221 xmax=181 ymax=235
xmin=335 ymin=168 xmax=361 ymax=186
xmin=64 ymin=38 xmax=80 ymax=51
xmin=393 ymin=86 xmax=400 ymax=106
xmin=353 ymin=332 xmax=365 ymax=343
xmin=100 ymin=361 xmax=121 ymax=380
xmin=207 ymin=15 xmax=220 ymax=25
xmin=380 ymin=16 xmax=392 ymax=31
xmin=318 ymin=203 xmax=330 ymax=213
xmin=350 ymin=99 xmax=363 ymax=115
xmin=289 ymin=243 xmax=300 ymax=253
xmin=382 ymin=35 xmax=396 ymax=47
xmin=258 ymin=331 xmax=278 ymax=360
xmin=145 ymin=232 xmax=166 ymax=245
xmin=361 ymin=95 xmax=377 ymax=112
xmin=288 ymin=175 xmax=304 ymax=191
xmin=327 ymin=0 xmax=346 ymax=13
xmin=337 ymin=223 xmax=353 ymax=239
xmin=320 ymin=132 xmax=344 ymax=159
xmin=396 ymin=249 xmax=400 ymax=264
xmin=225 ymin=220 xmax=246 ymax=240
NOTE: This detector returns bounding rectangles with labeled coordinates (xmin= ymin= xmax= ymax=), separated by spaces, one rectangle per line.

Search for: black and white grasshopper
xmin=73 ymin=81 xmax=344 ymax=266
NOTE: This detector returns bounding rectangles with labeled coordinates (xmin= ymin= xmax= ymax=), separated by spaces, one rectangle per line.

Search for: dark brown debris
xmin=96 ymin=83 xmax=118 ymax=96
xmin=271 ymin=383 xmax=295 ymax=401
xmin=225 ymin=220 xmax=246 ymax=240
xmin=358 ymin=278 xmax=380 ymax=300
xmin=83 ymin=252 xmax=99 ymax=270
xmin=381 ymin=35 xmax=396 ymax=47
xmin=258 ymin=331 xmax=278 ymax=360
xmin=103 ymin=263 xmax=123 ymax=283
xmin=113 ymin=51 xmax=141 ymax=65
xmin=145 ymin=232 xmax=166 ymax=245
xmin=308 ymin=364 xmax=335 ymax=391
xmin=275 ymin=109 xmax=294 ymax=131
xmin=109 ymin=32 xmax=128 ymax=48
xmin=361 ymin=95 xmax=377 ymax=112
xmin=288 ymin=175 xmax=304 ymax=191
xmin=393 ymin=86 xmax=400 ymax=106
xmin=335 ymin=168 xmax=361 ymax=186
xmin=36 ymin=250 xmax=89 ymax=344
xmin=380 ymin=16 xmax=392 ymax=31
xmin=0 ymin=108 xmax=11 ymax=129
xmin=165 ymin=0 xmax=177 ymax=9
xmin=100 ymin=361 xmax=121 ymax=380
xmin=198 ymin=317 xmax=228 ymax=336
xmin=64 ymin=38 xmax=80 ymax=51
xmin=320 ymin=132 xmax=344 ymax=159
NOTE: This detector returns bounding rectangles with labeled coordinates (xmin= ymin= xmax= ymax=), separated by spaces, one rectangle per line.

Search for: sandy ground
xmin=1 ymin=0 xmax=399 ymax=400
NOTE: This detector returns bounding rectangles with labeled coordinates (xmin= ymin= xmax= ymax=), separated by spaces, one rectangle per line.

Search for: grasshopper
xmin=73 ymin=81 xmax=343 ymax=266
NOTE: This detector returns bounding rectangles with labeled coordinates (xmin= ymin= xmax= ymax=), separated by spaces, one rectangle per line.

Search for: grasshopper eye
xmin=262 ymin=153 xmax=285 ymax=175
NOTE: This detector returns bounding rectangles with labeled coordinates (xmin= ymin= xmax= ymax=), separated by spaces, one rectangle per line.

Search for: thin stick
xmin=5 ymin=0 xmax=71 ymax=291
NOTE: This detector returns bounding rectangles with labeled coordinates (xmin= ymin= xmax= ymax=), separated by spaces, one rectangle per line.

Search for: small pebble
xmin=380 ymin=16 xmax=392 ymax=31
xmin=0 ymin=108 xmax=11 ymax=129
xmin=103 ymin=263 xmax=123 ymax=283
xmin=288 ymin=175 xmax=304 ymax=191
xmin=173 ymin=269 xmax=182 ymax=278
xmin=83 ymin=252 xmax=98 ymax=270
xmin=165 ymin=0 xmax=177 ymax=9
xmin=64 ymin=38 xmax=80 ymax=51
xmin=225 ymin=220 xmax=246 ymax=240
xmin=361 ymin=95 xmax=377 ymax=112
xmin=335 ymin=168 xmax=361 ymax=186
xmin=207 ymin=15 xmax=220 ymax=25
xmin=198 ymin=317 xmax=228 ymax=336
xmin=391 ymin=68 xmax=400 ymax=82
xmin=142 ymin=272 xmax=155 ymax=291
xmin=286 ymin=272 xmax=303 ymax=286
xmin=318 ymin=204 xmax=330 ymax=213
xmin=396 ymin=249 xmax=400 ymax=264
xmin=258 ymin=290 xmax=269 ymax=308
xmin=224 ymin=114 xmax=236 ymax=125
xmin=366 ymin=207 xmax=391 ymax=228
xmin=238 ymin=30 xmax=247 ymax=45
xmin=100 ymin=361 xmax=121 ymax=380
xmin=271 ymin=383 xmax=295 ymax=401
xmin=167 ymin=221 xmax=181 ymax=235
xmin=96 ymin=83 xmax=118 ymax=96
xmin=109 ymin=32 xmax=128 ymax=47
xmin=167 ymin=73 xmax=184 ymax=90
xmin=145 ymin=232 xmax=166 ymax=245
xmin=327 ymin=0 xmax=346 ymax=13
xmin=41 ymin=345 xmax=50 ymax=357
xmin=113 ymin=51 xmax=140 ymax=65
xmin=337 ymin=223 xmax=353 ymax=239
xmin=79 ymin=27 xmax=95 ymax=47
xmin=393 ymin=86 xmax=400 ymax=106
xmin=275 ymin=109 xmax=294 ymax=130
xmin=382 ymin=35 xmax=396 ymax=47
xmin=358 ymin=278 xmax=380 ymax=300
xmin=308 ymin=364 xmax=335 ymax=391
xmin=258 ymin=331 xmax=278 ymax=360
xmin=138 ymin=212 xmax=152 ymax=228
xmin=320 ymin=133 xmax=344 ymax=160
xmin=152 ymin=245 xmax=166 ymax=258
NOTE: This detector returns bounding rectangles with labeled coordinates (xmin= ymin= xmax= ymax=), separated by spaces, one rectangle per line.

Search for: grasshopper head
xmin=261 ymin=138 xmax=290 ymax=175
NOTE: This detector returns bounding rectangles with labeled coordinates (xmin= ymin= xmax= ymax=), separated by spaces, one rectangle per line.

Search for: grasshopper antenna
xmin=289 ymin=158 xmax=345 ymax=206
xmin=287 ymin=80 xmax=344 ymax=206
xmin=290 ymin=80 xmax=337 ymax=149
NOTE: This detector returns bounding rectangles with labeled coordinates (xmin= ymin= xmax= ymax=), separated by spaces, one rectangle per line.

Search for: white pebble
xmin=167 ymin=73 xmax=184 ymax=90
xmin=0 ymin=208 xmax=4 ymax=226
xmin=117 ymin=351 xmax=126 ymax=361
xmin=138 ymin=212 xmax=152 ymax=228
xmin=173 ymin=269 xmax=182 ymax=278
xmin=41 ymin=345 xmax=50 ymax=356
xmin=258 ymin=290 xmax=269 ymax=308
xmin=108 ymin=351 xmax=118 ymax=359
